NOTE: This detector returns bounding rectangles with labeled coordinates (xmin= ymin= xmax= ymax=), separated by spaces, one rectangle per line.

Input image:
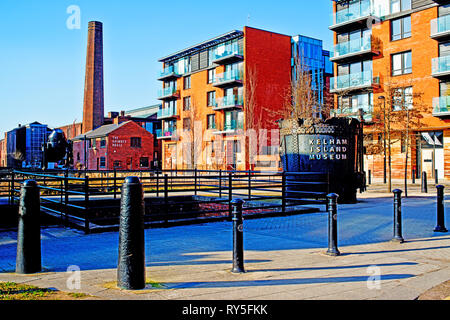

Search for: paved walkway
xmin=0 ymin=194 xmax=449 ymax=300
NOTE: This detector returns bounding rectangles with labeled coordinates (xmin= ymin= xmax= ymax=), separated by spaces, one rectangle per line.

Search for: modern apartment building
xmin=157 ymin=27 xmax=332 ymax=171
xmin=330 ymin=0 xmax=450 ymax=181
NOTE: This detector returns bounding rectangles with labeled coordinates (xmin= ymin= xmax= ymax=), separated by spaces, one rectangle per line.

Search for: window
xmin=391 ymin=0 xmax=411 ymax=14
xmin=207 ymin=114 xmax=216 ymax=130
xmin=393 ymin=87 xmax=413 ymax=111
xmin=208 ymin=69 xmax=216 ymax=84
xmin=113 ymin=160 xmax=122 ymax=169
xmin=130 ymin=137 xmax=141 ymax=148
xmin=392 ymin=51 xmax=412 ymax=76
xmin=140 ymin=157 xmax=149 ymax=168
xmin=391 ymin=16 xmax=411 ymax=41
xmin=99 ymin=157 xmax=106 ymax=168
xmin=184 ymin=76 xmax=191 ymax=90
xmin=183 ymin=96 xmax=191 ymax=111
xmin=100 ymin=139 xmax=106 ymax=148
xmin=207 ymin=91 xmax=216 ymax=107
xmin=183 ymin=118 xmax=191 ymax=131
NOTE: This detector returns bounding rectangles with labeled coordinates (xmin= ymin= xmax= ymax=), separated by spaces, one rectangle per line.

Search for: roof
xmin=72 ymin=121 xmax=130 ymax=141
xmin=125 ymin=104 xmax=160 ymax=118
xmin=158 ymin=30 xmax=244 ymax=63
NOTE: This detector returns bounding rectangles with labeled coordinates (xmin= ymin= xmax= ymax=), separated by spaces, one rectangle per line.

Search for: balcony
xmin=157 ymin=87 xmax=180 ymax=100
xmin=331 ymin=105 xmax=373 ymax=123
xmin=213 ymin=95 xmax=244 ymax=111
xmin=212 ymin=43 xmax=244 ymax=65
xmin=431 ymin=15 xmax=450 ymax=40
xmin=156 ymin=128 xmax=176 ymax=140
xmin=329 ymin=71 xmax=377 ymax=93
xmin=157 ymin=105 xmax=179 ymax=120
xmin=213 ymin=69 xmax=243 ymax=88
xmin=329 ymin=0 xmax=381 ymax=32
xmin=158 ymin=65 xmax=182 ymax=81
xmin=330 ymin=36 xmax=379 ymax=63
xmin=432 ymin=56 xmax=450 ymax=78
xmin=212 ymin=119 xmax=244 ymax=135
xmin=433 ymin=96 xmax=450 ymax=117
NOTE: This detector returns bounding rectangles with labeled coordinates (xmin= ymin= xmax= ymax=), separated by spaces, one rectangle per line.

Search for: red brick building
xmin=72 ymin=121 xmax=154 ymax=170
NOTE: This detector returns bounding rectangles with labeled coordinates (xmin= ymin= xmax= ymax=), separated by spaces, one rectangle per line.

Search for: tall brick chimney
xmin=82 ymin=21 xmax=104 ymax=133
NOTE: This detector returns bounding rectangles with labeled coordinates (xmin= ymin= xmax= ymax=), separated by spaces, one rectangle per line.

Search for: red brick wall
xmin=73 ymin=121 xmax=154 ymax=170
xmin=58 ymin=123 xmax=83 ymax=140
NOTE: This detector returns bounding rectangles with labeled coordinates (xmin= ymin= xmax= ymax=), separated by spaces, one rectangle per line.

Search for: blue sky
xmin=0 ymin=0 xmax=333 ymax=135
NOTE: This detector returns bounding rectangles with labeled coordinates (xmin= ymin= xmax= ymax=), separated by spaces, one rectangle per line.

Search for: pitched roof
xmin=72 ymin=121 xmax=130 ymax=141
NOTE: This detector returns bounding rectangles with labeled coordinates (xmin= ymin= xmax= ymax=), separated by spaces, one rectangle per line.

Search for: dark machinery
xmin=42 ymin=129 xmax=73 ymax=170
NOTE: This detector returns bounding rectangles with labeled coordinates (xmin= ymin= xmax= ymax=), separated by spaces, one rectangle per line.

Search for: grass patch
xmin=0 ymin=282 xmax=54 ymax=300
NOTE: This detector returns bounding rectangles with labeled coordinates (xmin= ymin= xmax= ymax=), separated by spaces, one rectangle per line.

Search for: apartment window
xmin=99 ymin=157 xmax=106 ymax=168
xmin=392 ymin=51 xmax=412 ymax=76
xmin=100 ymin=139 xmax=106 ymax=148
xmin=391 ymin=16 xmax=411 ymax=41
xmin=393 ymin=87 xmax=413 ymax=111
xmin=207 ymin=91 xmax=216 ymax=107
xmin=140 ymin=157 xmax=149 ymax=168
xmin=208 ymin=69 xmax=216 ymax=84
xmin=207 ymin=114 xmax=216 ymax=130
xmin=183 ymin=96 xmax=191 ymax=111
xmin=113 ymin=160 xmax=122 ymax=169
xmin=391 ymin=0 xmax=411 ymax=14
xmin=184 ymin=76 xmax=191 ymax=90
xmin=183 ymin=118 xmax=191 ymax=131
xmin=130 ymin=137 xmax=141 ymax=148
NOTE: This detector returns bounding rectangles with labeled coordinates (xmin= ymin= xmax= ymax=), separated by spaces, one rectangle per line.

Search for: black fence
xmin=1 ymin=169 xmax=329 ymax=233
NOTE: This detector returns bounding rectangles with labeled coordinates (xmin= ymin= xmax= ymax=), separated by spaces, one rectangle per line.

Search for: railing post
xmin=10 ymin=171 xmax=15 ymax=205
xmin=117 ymin=177 xmax=146 ymax=290
xmin=435 ymin=169 xmax=439 ymax=185
xmin=219 ymin=169 xmax=222 ymax=198
xmin=248 ymin=170 xmax=251 ymax=200
xmin=326 ymin=193 xmax=340 ymax=256
xmin=194 ymin=168 xmax=198 ymax=196
xmin=156 ymin=170 xmax=160 ymax=197
xmin=84 ymin=176 xmax=90 ymax=234
xmin=392 ymin=189 xmax=404 ymax=243
xmin=421 ymin=172 xmax=428 ymax=193
xmin=228 ymin=173 xmax=233 ymax=221
xmin=368 ymin=170 xmax=371 ymax=185
xmin=434 ymin=185 xmax=448 ymax=233
xmin=412 ymin=169 xmax=416 ymax=184
xmin=16 ymin=180 xmax=41 ymax=274
xmin=281 ymin=172 xmax=286 ymax=214
xmin=164 ymin=174 xmax=169 ymax=225
xmin=113 ymin=169 xmax=117 ymax=199
xmin=64 ymin=170 xmax=69 ymax=226
xmin=231 ymin=198 xmax=245 ymax=273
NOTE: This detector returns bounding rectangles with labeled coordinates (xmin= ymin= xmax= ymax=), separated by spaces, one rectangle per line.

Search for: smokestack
xmin=82 ymin=21 xmax=104 ymax=133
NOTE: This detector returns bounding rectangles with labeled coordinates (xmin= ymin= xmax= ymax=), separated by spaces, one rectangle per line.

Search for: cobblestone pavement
xmin=0 ymin=194 xmax=449 ymax=300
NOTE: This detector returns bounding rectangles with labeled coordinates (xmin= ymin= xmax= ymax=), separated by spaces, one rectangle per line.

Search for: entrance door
xmin=126 ymin=157 xmax=132 ymax=170
xmin=226 ymin=140 xmax=236 ymax=171
xmin=419 ymin=131 xmax=444 ymax=180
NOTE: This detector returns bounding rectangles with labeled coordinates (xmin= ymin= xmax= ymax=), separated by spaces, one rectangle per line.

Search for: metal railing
xmin=1 ymin=169 xmax=329 ymax=234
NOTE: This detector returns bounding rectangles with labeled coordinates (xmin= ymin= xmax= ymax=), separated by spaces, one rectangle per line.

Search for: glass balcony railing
xmin=224 ymin=119 xmax=244 ymax=131
xmin=332 ymin=0 xmax=371 ymax=26
xmin=213 ymin=43 xmax=244 ymax=62
xmin=215 ymin=95 xmax=244 ymax=110
xmin=330 ymin=70 xmax=373 ymax=91
xmin=431 ymin=15 xmax=450 ymax=37
xmin=432 ymin=56 xmax=450 ymax=76
xmin=158 ymin=87 xmax=178 ymax=99
xmin=157 ymin=105 xmax=178 ymax=119
xmin=433 ymin=96 xmax=450 ymax=115
xmin=158 ymin=65 xmax=181 ymax=79
xmin=332 ymin=36 xmax=372 ymax=59
xmin=156 ymin=128 xmax=175 ymax=138
xmin=214 ymin=69 xmax=243 ymax=86
xmin=332 ymin=105 xmax=373 ymax=122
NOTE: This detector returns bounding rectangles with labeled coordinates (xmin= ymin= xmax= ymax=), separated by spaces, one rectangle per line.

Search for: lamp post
xmin=378 ymin=96 xmax=387 ymax=184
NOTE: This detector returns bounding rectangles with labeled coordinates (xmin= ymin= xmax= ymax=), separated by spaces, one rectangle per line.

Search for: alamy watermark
xmin=366 ymin=265 xmax=381 ymax=290
xmin=66 ymin=265 xmax=81 ymax=290
xmin=66 ymin=5 xmax=81 ymax=30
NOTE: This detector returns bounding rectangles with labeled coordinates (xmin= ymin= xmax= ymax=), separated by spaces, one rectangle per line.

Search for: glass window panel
xmin=392 ymin=19 xmax=402 ymax=41
xmin=392 ymin=53 xmax=402 ymax=75
xmin=404 ymin=51 xmax=412 ymax=73
xmin=403 ymin=16 xmax=411 ymax=37
xmin=391 ymin=0 xmax=400 ymax=13
xmin=401 ymin=0 xmax=411 ymax=11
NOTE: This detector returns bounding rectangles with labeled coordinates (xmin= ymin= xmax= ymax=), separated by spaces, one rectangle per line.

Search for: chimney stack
xmin=82 ymin=21 xmax=104 ymax=133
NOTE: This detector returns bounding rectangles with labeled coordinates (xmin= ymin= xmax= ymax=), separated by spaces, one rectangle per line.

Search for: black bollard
xmin=368 ymin=170 xmax=371 ymax=185
xmin=326 ymin=193 xmax=340 ymax=256
xmin=421 ymin=172 xmax=428 ymax=193
xmin=435 ymin=169 xmax=439 ymax=185
xmin=16 ymin=180 xmax=41 ymax=274
xmin=117 ymin=177 xmax=146 ymax=290
xmin=392 ymin=189 xmax=404 ymax=243
xmin=231 ymin=198 xmax=245 ymax=273
xmin=412 ymin=169 xmax=416 ymax=184
xmin=434 ymin=185 xmax=448 ymax=233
